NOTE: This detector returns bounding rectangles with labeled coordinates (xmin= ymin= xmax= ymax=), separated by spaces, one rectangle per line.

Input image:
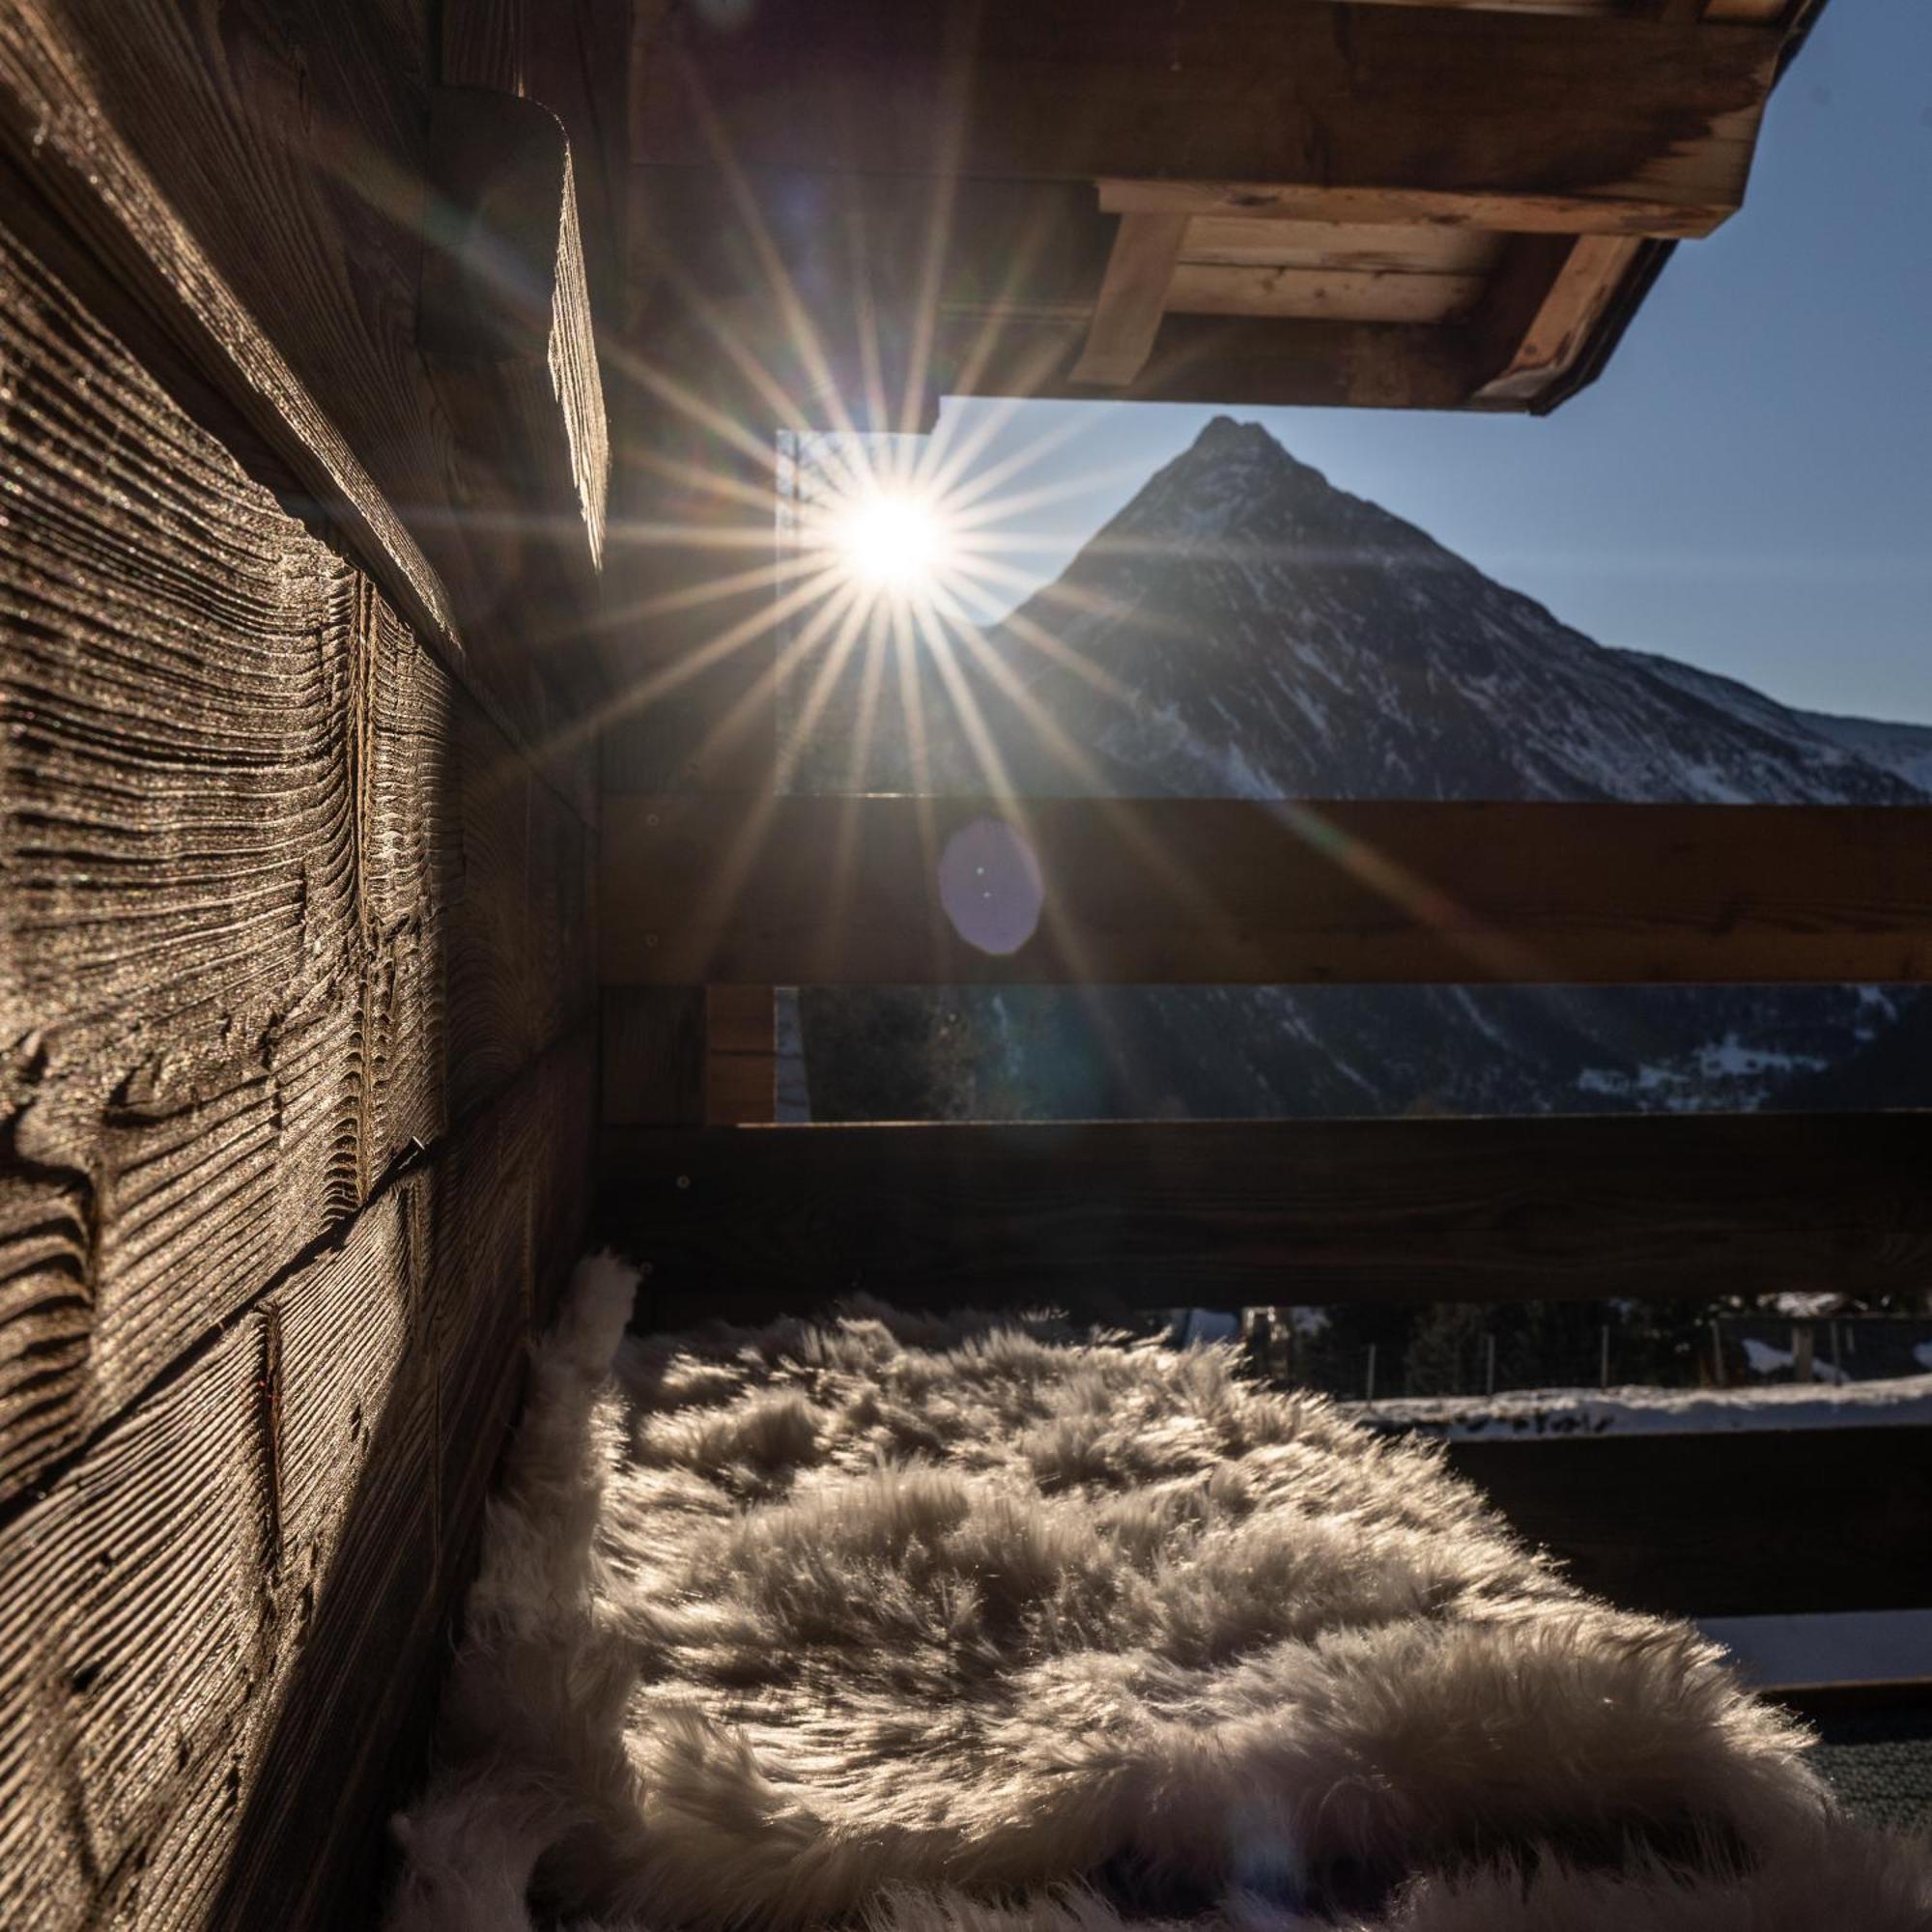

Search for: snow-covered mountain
xmin=794 ymin=417 xmax=1931 ymax=1121
xmin=952 ymin=416 xmax=1921 ymax=808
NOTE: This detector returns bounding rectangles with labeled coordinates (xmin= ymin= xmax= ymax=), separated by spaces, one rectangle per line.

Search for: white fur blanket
xmin=388 ymin=1258 xmax=1932 ymax=1931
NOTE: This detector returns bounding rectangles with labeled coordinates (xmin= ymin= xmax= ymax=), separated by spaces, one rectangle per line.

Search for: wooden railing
xmin=595 ymin=777 xmax=1932 ymax=1636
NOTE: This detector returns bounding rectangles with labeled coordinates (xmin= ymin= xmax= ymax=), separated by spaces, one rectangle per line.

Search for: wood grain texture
xmin=704 ymin=984 xmax=777 ymax=1125
xmin=0 ymin=1027 xmax=596 ymax=1931
xmin=0 ymin=0 xmax=454 ymax=645
xmin=422 ymin=85 xmax=610 ymax=578
xmin=599 ymin=795 xmax=1932 ymax=988
xmin=0 ymin=1182 xmax=422 ymax=1927
xmin=1070 ymin=213 xmax=1185 ymax=386
xmin=600 ymin=987 xmax=705 ymax=1126
xmin=1441 ymin=1426 xmax=1932 ymax=1619
xmin=1471 ymin=233 xmax=1649 ymax=406
xmin=3 ymin=219 xmax=391 ymax=1496
xmin=636 ymin=0 xmax=1780 ymax=236
xmin=599 ymin=1112 xmax=1932 ymax=1325
xmin=0 ymin=1 xmax=609 ymax=802
xmin=937 ymin=308 xmax=1485 ymax=409
xmin=1 ymin=217 xmax=591 ymax=1499
xmin=1166 ymin=263 xmax=1487 ymax=324
xmin=1178 ymin=217 xmax=1505 ymax=276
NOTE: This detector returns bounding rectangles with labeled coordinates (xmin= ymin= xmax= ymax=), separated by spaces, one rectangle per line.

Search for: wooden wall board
xmin=636 ymin=2 xmax=1780 ymax=240
xmin=1440 ymin=1426 xmax=1932 ymax=1619
xmin=0 ymin=211 xmax=596 ymax=1505
xmin=599 ymin=794 xmax=1932 ymax=989
xmin=598 ymin=1113 xmax=1932 ymax=1324
xmin=0 ymin=4 xmax=607 ymax=810
xmin=0 ymin=1027 xmax=597 ymax=1932
xmin=0 ymin=1182 xmax=420 ymax=1927
xmin=703 ymin=985 xmax=779 ymax=1126
xmin=600 ymin=986 xmax=706 ymax=1127
xmin=445 ymin=696 xmax=596 ymax=1122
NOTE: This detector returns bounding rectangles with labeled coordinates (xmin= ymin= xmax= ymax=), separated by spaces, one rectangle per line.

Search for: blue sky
xmin=936 ymin=0 xmax=1932 ymax=724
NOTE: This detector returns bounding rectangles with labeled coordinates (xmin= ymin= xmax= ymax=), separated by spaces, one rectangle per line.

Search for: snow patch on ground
xmin=1354 ymin=1373 xmax=1932 ymax=1438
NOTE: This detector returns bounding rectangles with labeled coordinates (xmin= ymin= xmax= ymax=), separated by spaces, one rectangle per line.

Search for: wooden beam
xmin=599 ymin=796 xmax=1932 ymax=988
xmin=1166 ymin=263 xmax=1489 ymax=325
xmin=598 ymin=1112 xmax=1932 ymax=1322
xmin=423 ymin=86 xmax=611 ymax=579
xmin=1070 ymin=213 xmax=1185 ymax=385
xmin=704 ymin=986 xmax=780 ymax=1124
xmin=1440 ymin=1427 xmax=1932 ymax=1619
xmin=1470 ymin=233 xmax=1649 ymax=407
xmin=1178 ymin=217 xmax=1504 ymax=276
xmin=637 ymin=1 xmax=1783 ymax=239
xmin=1098 ymin=177 xmax=1723 ymax=241
xmin=943 ymin=307 xmax=1483 ymax=409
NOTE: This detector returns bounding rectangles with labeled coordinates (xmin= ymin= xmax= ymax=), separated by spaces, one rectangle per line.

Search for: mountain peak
xmin=1183 ymin=415 xmax=1315 ymax=481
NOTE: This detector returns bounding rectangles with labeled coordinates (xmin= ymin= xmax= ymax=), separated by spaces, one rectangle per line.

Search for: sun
xmin=828 ymin=489 xmax=952 ymax=596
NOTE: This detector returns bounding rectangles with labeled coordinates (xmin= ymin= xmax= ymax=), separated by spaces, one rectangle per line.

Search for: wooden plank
xmin=637 ymin=1 xmax=1781 ymax=239
xmin=1179 ymin=216 xmax=1505 ymax=275
xmin=0 ymin=217 xmax=389 ymax=1498
xmin=0 ymin=0 xmax=453 ymax=646
xmin=597 ymin=1112 xmax=1932 ymax=1323
xmin=0 ymin=1031 xmax=596 ymax=1931
xmin=217 ymin=1035 xmax=592 ymax=1931
xmin=0 ymin=8 xmax=608 ymax=806
xmin=422 ymin=85 xmax=610 ymax=580
xmin=1166 ymin=262 xmax=1488 ymax=324
xmin=0 ymin=211 xmax=588 ymax=1512
xmin=599 ymin=795 xmax=1932 ymax=988
xmin=1439 ymin=1427 xmax=1932 ymax=1618
xmin=942 ymin=307 xmax=1483 ymax=409
xmin=1471 ymin=233 xmax=1649 ymax=407
xmin=704 ymin=986 xmax=779 ymax=1125
xmin=430 ymin=1031 xmax=596 ymax=1587
xmin=601 ymin=987 xmax=706 ymax=1126
xmin=446 ymin=696 xmax=596 ymax=1122
xmin=1069 ymin=213 xmax=1185 ymax=386
xmin=0 ymin=1182 xmax=423 ymax=1928
xmin=1101 ymin=177 xmax=1732 ymax=240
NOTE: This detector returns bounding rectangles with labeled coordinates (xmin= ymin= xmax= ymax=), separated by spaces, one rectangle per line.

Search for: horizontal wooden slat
xmin=598 ymin=1113 xmax=1932 ymax=1323
xmin=1167 ymin=262 xmax=1488 ymax=324
xmin=599 ymin=796 xmax=1932 ymax=988
xmin=1439 ymin=1427 xmax=1932 ymax=1618
xmin=950 ymin=307 xmax=1485 ymax=409
xmin=1178 ymin=216 xmax=1506 ymax=276
xmin=638 ymin=2 xmax=1780 ymax=238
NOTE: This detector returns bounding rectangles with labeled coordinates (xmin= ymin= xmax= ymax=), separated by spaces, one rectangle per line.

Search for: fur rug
xmin=387 ymin=1259 xmax=1932 ymax=1931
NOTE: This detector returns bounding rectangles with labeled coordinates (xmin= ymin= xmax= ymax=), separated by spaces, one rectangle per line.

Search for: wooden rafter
xmin=1070 ymin=213 xmax=1185 ymax=386
xmin=637 ymin=2 xmax=1783 ymax=238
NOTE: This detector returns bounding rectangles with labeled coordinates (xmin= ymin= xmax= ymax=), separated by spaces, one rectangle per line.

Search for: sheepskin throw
xmin=388 ymin=1259 xmax=1932 ymax=1932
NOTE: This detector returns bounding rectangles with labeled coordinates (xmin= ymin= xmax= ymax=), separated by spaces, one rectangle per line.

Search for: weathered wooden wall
xmin=0 ymin=0 xmax=611 ymax=1917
